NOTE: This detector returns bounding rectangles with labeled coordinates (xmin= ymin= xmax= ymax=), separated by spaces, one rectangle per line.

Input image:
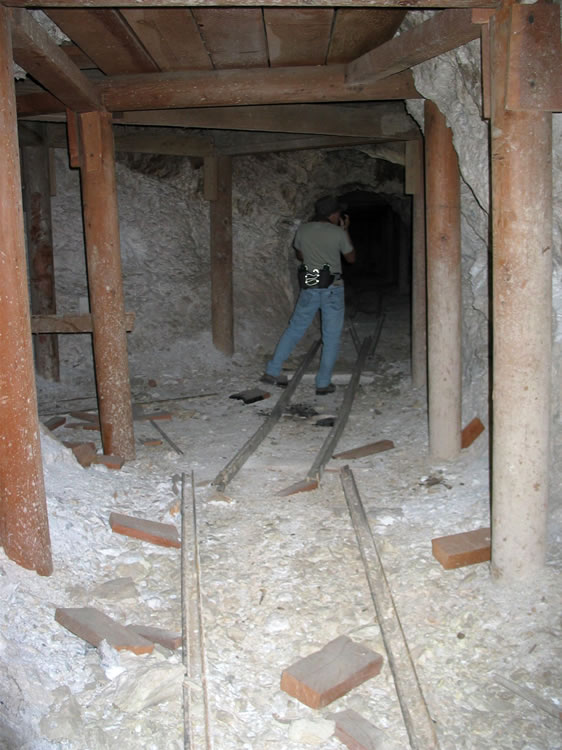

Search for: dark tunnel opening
xmin=338 ymin=189 xmax=412 ymax=319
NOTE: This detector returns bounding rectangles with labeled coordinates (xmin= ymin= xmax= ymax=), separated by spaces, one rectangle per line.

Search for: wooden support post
xmin=489 ymin=0 xmax=552 ymax=580
xmin=424 ymin=100 xmax=462 ymax=460
xmin=0 ymin=7 xmax=52 ymax=576
xmin=405 ymin=139 xmax=427 ymax=388
xmin=398 ymin=213 xmax=410 ymax=296
xmin=21 ymin=122 xmax=60 ymax=382
xmin=209 ymin=154 xmax=234 ymax=356
xmin=78 ymin=110 xmax=135 ymax=460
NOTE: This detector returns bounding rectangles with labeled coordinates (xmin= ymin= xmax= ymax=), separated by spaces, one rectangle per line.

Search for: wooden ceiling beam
xmin=346 ymin=8 xmax=481 ymax=84
xmin=44 ymin=8 xmax=160 ymax=75
xmin=10 ymin=8 xmax=102 ymax=111
xmin=99 ymin=65 xmax=420 ymax=112
xmin=213 ymin=132 xmax=398 ymax=156
xmin=115 ymin=102 xmax=420 ymax=140
xmin=2 ymin=1 xmax=500 ymax=9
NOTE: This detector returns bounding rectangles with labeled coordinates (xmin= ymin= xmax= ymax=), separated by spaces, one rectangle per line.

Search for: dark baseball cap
xmin=314 ymin=195 xmax=346 ymax=218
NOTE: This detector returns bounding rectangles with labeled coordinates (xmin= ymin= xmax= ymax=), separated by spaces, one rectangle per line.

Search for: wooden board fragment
xmin=94 ymin=454 xmax=124 ymax=470
xmin=128 ymin=624 xmax=182 ymax=651
xmin=461 ymin=417 xmax=485 ymax=448
xmin=69 ymin=410 xmax=99 ymax=423
xmin=432 ymin=527 xmax=491 ymax=569
xmin=55 ymin=606 xmax=154 ymax=655
xmin=229 ymin=388 xmax=271 ymax=404
xmin=62 ymin=441 xmax=96 ymax=467
xmin=280 ymin=635 xmax=383 ymax=709
xmin=328 ymin=709 xmax=386 ymax=750
xmin=276 ymin=478 xmax=318 ymax=497
xmin=44 ymin=416 xmax=66 ymax=431
xmin=109 ymin=511 xmax=181 ymax=548
xmin=132 ymin=408 xmax=173 ymax=421
xmin=66 ymin=421 xmax=101 ymax=431
xmin=141 ymin=438 xmax=163 ymax=447
xmin=333 ymin=439 xmax=394 ymax=460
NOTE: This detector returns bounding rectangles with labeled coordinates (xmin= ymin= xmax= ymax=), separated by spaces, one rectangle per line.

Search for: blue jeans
xmin=265 ymin=285 xmax=345 ymax=388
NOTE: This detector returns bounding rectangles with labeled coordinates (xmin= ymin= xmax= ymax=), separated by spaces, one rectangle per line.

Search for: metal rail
xmin=211 ymin=338 xmax=321 ymax=493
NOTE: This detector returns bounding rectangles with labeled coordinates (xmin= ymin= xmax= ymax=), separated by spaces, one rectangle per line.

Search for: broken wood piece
xmin=276 ymin=478 xmax=318 ymax=497
xmin=141 ymin=438 xmax=163 ymax=446
xmin=328 ymin=708 xmax=386 ymax=750
xmin=66 ymin=421 xmax=101 ymax=431
xmin=69 ymin=410 xmax=99 ymax=423
xmin=461 ymin=417 xmax=485 ymax=448
xmin=432 ymin=527 xmax=491 ymax=569
xmin=94 ymin=454 xmax=124 ymax=470
xmin=281 ymin=635 xmax=383 ymax=709
xmin=333 ymin=439 xmax=395 ymax=460
xmin=44 ymin=416 xmax=66 ymax=431
xmin=109 ymin=511 xmax=181 ymax=548
xmin=62 ymin=441 xmax=97 ymax=467
xmin=229 ymin=388 xmax=271 ymax=404
xmin=55 ymin=606 xmax=154 ymax=655
xmin=127 ymin=625 xmax=182 ymax=651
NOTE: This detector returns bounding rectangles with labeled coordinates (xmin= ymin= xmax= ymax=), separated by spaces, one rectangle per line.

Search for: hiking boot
xmin=315 ymin=383 xmax=336 ymax=395
xmin=260 ymin=373 xmax=288 ymax=388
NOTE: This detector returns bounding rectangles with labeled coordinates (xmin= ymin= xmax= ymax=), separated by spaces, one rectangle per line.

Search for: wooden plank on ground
xmin=276 ymin=478 xmax=319 ymax=497
xmin=432 ymin=527 xmax=491 ymax=569
xmin=229 ymin=388 xmax=270 ymax=404
xmin=281 ymin=635 xmax=383 ymax=709
xmin=461 ymin=417 xmax=485 ymax=448
xmin=328 ymin=708 xmax=387 ymax=750
xmin=109 ymin=511 xmax=181 ymax=548
xmin=333 ymin=439 xmax=394 ymax=460
xmin=127 ymin=625 xmax=182 ymax=650
xmin=55 ymin=606 xmax=154 ymax=654
xmin=44 ymin=416 xmax=66 ymax=431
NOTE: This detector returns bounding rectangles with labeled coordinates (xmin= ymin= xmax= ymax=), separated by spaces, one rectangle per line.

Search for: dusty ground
xmin=1 ymin=292 xmax=560 ymax=750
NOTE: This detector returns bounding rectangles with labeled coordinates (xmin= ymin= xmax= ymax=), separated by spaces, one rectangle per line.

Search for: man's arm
xmin=343 ymin=247 xmax=356 ymax=264
xmin=339 ymin=214 xmax=356 ymax=263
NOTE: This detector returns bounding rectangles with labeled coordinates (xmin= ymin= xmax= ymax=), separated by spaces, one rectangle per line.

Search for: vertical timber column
xmin=0 ymin=7 xmax=52 ymax=575
xmin=490 ymin=0 xmax=552 ymax=579
xmin=210 ymin=155 xmax=234 ymax=356
xmin=406 ymin=139 xmax=427 ymax=388
xmin=78 ymin=111 xmax=135 ymax=460
xmin=22 ymin=123 xmax=60 ymax=382
xmin=424 ymin=100 xmax=462 ymax=460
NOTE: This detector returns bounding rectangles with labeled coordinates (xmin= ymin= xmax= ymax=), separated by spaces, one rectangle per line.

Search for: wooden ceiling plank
xmin=117 ymin=102 xmax=419 ymax=140
xmin=45 ymin=8 xmax=160 ymax=75
xmin=120 ymin=8 xmax=212 ymax=71
xmin=59 ymin=41 xmax=97 ymax=69
xmin=346 ymin=8 xmax=481 ymax=84
xmin=327 ymin=8 xmax=406 ymax=63
xmin=10 ymin=8 xmax=101 ymax=111
xmin=192 ymin=8 xmax=268 ymax=69
xmin=99 ymin=65 xmax=420 ymax=112
xmin=214 ymin=132 xmax=389 ymax=156
xmin=264 ymin=8 xmax=333 ymax=67
xmin=3 ymin=2 xmax=501 ymax=9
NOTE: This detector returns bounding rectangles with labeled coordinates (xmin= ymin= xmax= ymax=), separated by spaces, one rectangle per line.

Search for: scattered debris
xmin=280 ymin=635 xmax=383 ymax=709
xmin=109 ymin=511 xmax=181 ymax=548
xmin=229 ymin=388 xmax=271 ymax=404
xmin=492 ymin=673 xmax=562 ymax=721
xmin=432 ymin=527 xmax=491 ymax=569
xmin=333 ymin=439 xmax=394 ymax=459
xmin=288 ymin=717 xmax=335 ymax=745
xmin=315 ymin=417 xmax=336 ymax=427
xmin=55 ymin=607 xmax=154 ymax=655
xmin=461 ymin=417 xmax=485 ymax=449
xmin=133 ymin=405 xmax=173 ymax=421
xmin=283 ymin=403 xmax=319 ymax=419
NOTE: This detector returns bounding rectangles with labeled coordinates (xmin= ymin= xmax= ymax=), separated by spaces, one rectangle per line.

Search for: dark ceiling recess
xmin=339 ymin=189 xmax=412 ymax=317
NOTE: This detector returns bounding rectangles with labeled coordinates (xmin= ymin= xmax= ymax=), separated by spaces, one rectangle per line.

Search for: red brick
xmin=461 ymin=417 xmax=485 ymax=449
xmin=333 ymin=439 xmax=394 ymax=460
xmin=328 ymin=709 xmax=385 ymax=750
xmin=109 ymin=512 xmax=181 ymax=548
xmin=280 ymin=636 xmax=383 ymax=709
xmin=63 ymin=441 xmax=97 ymax=468
xmin=432 ymin=527 xmax=491 ymax=569
xmin=94 ymin=454 xmax=124 ymax=470
xmin=55 ymin=607 xmax=154 ymax=655
xmin=127 ymin=625 xmax=182 ymax=650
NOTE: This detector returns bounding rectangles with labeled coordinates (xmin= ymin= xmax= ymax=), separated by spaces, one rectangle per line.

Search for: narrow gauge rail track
xmin=212 ymin=312 xmax=385 ymax=497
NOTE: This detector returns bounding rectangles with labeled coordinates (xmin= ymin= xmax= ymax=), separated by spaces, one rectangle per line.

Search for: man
xmin=261 ymin=195 xmax=356 ymax=395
